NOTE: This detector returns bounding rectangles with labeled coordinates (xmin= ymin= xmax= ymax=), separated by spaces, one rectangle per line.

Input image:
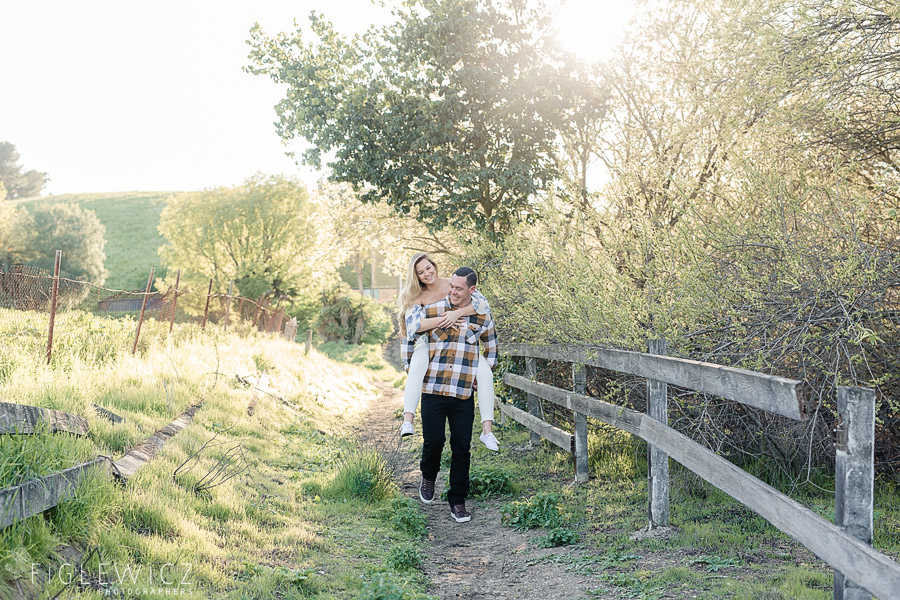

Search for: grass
xmin=6 ymin=304 xmax=896 ymax=599
xmin=0 ymin=312 xmax=432 ymax=599
xmin=14 ymin=191 xmax=173 ymax=290
xmin=485 ymin=410 xmax=900 ymax=600
xmin=317 ymin=340 xmax=397 ymax=375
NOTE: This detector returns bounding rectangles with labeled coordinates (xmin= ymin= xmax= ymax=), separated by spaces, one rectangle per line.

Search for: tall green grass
xmin=484 ymin=413 xmax=900 ymax=599
xmin=0 ymin=310 xmax=431 ymax=599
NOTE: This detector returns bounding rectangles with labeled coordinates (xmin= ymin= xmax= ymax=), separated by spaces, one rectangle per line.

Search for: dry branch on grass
xmin=173 ymin=425 xmax=249 ymax=497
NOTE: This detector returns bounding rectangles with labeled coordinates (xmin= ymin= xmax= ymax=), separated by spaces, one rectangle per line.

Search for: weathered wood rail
xmin=1 ymin=401 xmax=202 ymax=530
xmin=113 ymin=402 xmax=201 ymax=479
xmin=500 ymin=342 xmax=899 ymax=600
xmin=0 ymin=402 xmax=89 ymax=436
xmin=0 ymin=459 xmax=111 ymax=529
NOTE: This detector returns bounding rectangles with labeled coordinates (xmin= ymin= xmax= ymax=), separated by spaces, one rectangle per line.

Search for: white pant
xmin=403 ymin=341 xmax=495 ymax=423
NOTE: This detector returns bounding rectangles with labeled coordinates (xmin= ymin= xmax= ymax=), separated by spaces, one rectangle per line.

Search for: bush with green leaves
xmin=535 ymin=527 xmax=580 ymax=548
xmin=500 ymin=492 xmax=569 ymax=531
xmin=387 ymin=545 xmax=423 ymax=571
xmin=384 ymin=497 xmax=427 ymax=537
xmin=30 ymin=203 xmax=108 ymax=284
xmin=315 ymin=283 xmax=392 ymax=344
xmin=359 ymin=573 xmax=433 ymax=600
xmin=469 ymin=464 xmax=518 ymax=498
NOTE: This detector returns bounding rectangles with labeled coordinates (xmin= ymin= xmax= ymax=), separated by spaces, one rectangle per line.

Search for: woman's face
xmin=415 ymin=258 xmax=437 ymax=286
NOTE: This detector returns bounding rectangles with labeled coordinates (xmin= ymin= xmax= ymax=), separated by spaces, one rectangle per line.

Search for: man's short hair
xmin=453 ymin=266 xmax=477 ymax=288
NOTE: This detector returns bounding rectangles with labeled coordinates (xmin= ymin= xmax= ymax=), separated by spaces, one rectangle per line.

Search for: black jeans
xmin=419 ymin=391 xmax=474 ymax=507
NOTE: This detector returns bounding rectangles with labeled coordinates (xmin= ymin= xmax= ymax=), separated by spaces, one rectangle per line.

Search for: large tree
xmin=248 ymin=0 xmax=582 ymax=236
xmin=30 ymin=203 xmax=108 ymax=284
xmin=158 ymin=174 xmax=320 ymax=306
xmin=0 ymin=142 xmax=48 ymax=199
xmin=0 ymin=204 xmax=36 ymax=266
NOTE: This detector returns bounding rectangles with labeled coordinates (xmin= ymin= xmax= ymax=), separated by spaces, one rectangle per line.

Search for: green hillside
xmin=16 ymin=191 xmax=173 ymax=291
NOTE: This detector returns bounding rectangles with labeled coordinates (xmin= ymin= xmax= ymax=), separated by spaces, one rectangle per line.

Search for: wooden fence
xmin=500 ymin=342 xmax=900 ymax=600
xmin=0 ymin=401 xmax=200 ymax=529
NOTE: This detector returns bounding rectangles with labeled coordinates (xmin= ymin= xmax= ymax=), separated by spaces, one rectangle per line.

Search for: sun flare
xmin=551 ymin=0 xmax=638 ymax=63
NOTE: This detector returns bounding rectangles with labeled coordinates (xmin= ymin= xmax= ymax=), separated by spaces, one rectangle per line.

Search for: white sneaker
xmin=399 ymin=421 xmax=415 ymax=437
xmin=479 ymin=432 xmax=499 ymax=452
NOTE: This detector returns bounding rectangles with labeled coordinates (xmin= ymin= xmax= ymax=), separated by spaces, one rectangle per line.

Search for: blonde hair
xmin=397 ymin=252 xmax=437 ymax=336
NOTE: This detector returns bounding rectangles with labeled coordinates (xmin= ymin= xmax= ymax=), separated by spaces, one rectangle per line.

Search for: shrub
xmin=387 ymin=545 xmax=423 ymax=571
xmin=469 ymin=464 xmax=518 ymax=498
xmin=535 ymin=527 xmax=580 ymax=548
xmin=315 ymin=284 xmax=392 ymax=344
xmin=30 ymin=203 xmax=108 ymax=285
xmin=500 ymin=492 xmax=568 ymax=531
xmin=359 ymin=573 xmax=432 ymax=600
xmin=286 ymin=288 xmax=321 ymax=333
xmin=385 ymin=497 xmax=427 ymax=537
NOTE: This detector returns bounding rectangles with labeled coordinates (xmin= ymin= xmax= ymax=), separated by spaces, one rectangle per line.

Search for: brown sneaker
xmin=419 ymin=479 xmax=435 ymax=504
xmin=450 ymin=504 xmax=471 ymax=523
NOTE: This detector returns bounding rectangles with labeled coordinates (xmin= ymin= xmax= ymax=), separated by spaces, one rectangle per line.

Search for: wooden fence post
xmin=223 ymin=281 xmax=234 ymax=331
xmin=647 ymin=338 xmax=670 ymax=528
xmin=168 ymin=269 xmax=180 ymax=334
xmin=45 ymin=250 xmax=62 ymax=364
xmin=283 ymin=317 xmax=297 ymax=341
xmin=201 ymin=278 xmax=213 ymax=330
xmin=132 ymin=267 xmax=155 ymax=356
xmin=304 ymin=329 xmax=313 ymax=355
xmin=573 ymin=362 xmax=589 ymax=483
xmin=834 ymin=386 xmax=876 ymax=600
xmin=526 ymin=357 xmax=541 ymax=446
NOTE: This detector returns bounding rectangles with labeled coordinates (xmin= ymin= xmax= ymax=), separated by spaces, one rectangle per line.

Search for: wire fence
xmin=0 ymin=252 xmax=296 ymax=363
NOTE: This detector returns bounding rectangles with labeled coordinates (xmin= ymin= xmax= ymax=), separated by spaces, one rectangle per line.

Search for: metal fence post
xmin=223 ymin=281 xmax=234 ymax=331
xmin=573 ymin=362 xmax=589 ymax=483
xmin=647 ymin=338 xmax=670 ymax=528
xmin=253 ymin=295 xmax=267 ymax=328
xmin=834 ymin=386 xmax=876 ymax=600
xmin=526 ymin=356 xmax=541 ymax=446
xmin=45 ymin=250 xmax=62 ymax=364
xmin=168 ymin=269 xmax=180 ymax=334
xmin=272 ymin=306 xmax=284 ymax=333
xmin=131 ymin=267 xmax=155 ymax=356
xmin=201 ymin=278 xmax=213 ymax=330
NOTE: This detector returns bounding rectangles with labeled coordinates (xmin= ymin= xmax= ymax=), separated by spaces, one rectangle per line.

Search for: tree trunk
xmin=353 ymin=254 xmax=364 ymax=293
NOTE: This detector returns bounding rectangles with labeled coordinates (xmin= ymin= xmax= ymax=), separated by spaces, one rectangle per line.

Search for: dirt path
xmin=357 ymin=342 xmax=616 ymax=600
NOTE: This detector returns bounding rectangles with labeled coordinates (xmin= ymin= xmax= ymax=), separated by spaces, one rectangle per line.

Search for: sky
xmin=1 ymin=0 xmax=635 ymax=196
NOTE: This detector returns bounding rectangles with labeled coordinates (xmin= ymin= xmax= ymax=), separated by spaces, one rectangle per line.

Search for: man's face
xmin=449 ymin=275 xmax=474 ymax=306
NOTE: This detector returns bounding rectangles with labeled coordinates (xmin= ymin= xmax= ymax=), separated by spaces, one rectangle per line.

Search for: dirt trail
xmin=357 ymin=341 xmax=615 ymax=600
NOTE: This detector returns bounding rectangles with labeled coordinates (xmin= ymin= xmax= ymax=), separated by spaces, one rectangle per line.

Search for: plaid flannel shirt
xmin=402 ymin=296 xmax=498 ymax=400
xmin=401 ymin=290 xmax=490 ymax=370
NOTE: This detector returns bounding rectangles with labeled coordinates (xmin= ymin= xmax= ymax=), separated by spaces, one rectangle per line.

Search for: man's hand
xmin=437 ymin=309 xmax=464 ymax=329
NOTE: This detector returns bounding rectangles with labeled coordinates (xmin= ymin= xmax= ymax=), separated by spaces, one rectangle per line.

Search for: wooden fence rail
xmin=0 ymin=459 xmax=111 ymax=529
xmin=0 ymin=402 xmax=89 ymax=436
xmin=503 ymin=342 xmax=804 ymax=419
xmin=500 ymin=342 xmax=899 ymax=600
xmin=1 ymin=402 xmax=201 ymax=530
